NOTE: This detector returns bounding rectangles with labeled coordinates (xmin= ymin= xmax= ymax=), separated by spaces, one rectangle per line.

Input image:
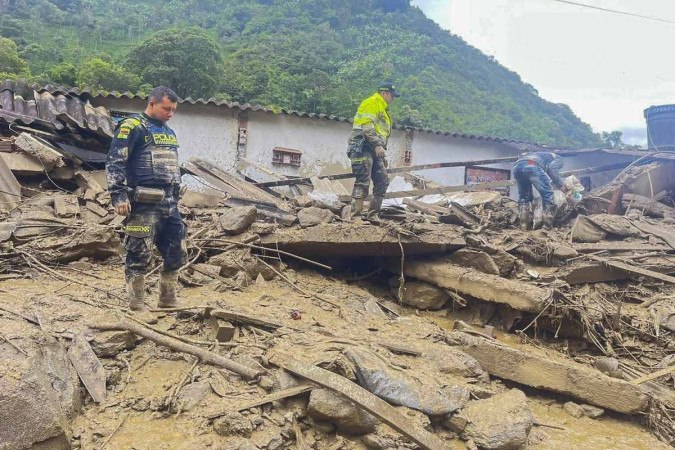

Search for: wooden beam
xmin=630 ymin=366 xmax=675 ymax=385
xmin=590 ymin=256 xmax=675 ymax=284
xmin=384 ymin=181 xmax=513 ymax=199
xmin=268 ymin=353 xmax=447 ymax=450
xmin=207 ymin=384 xmax=314 ymax=419
xmin=207 ymin=308 xmax=283 ymax=331
xmin=256 ymin=156 xmax=520 ymax=188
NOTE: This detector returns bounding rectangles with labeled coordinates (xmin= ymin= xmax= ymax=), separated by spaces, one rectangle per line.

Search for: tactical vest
xmin=127 ymin=115 xmax=181 ymax=187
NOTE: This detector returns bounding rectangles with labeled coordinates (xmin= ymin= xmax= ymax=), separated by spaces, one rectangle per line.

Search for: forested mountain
xmin=0 ymin=0 xmax=601 ymax=146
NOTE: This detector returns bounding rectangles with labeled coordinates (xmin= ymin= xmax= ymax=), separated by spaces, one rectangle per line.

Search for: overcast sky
xmin=412 ymin=0 xmax=675 ymax=145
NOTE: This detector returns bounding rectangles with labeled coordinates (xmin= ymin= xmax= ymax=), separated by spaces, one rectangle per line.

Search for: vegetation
xmin=0 ymin=0 xmax=602 ymax=146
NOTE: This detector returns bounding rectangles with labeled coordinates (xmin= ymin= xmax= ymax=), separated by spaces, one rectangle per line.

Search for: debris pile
xmin=1 ymin=98 xmax=674 ymax=449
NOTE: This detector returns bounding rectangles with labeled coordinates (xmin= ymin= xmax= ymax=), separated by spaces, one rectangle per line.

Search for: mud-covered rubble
xmin=0 ymin=130 xmax=674 ymax=449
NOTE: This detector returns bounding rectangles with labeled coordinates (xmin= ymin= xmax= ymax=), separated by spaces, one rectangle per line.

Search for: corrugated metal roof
xmin=0 ymin=80 xmax=114 ymax=138
xmin=63 ymin=86 xmax=548 ymax=147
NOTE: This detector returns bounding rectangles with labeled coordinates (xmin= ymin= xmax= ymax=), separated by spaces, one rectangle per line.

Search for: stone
xmin=297 ymin=207 xmax=334 ymax=228
xmin=213 ymin=411 xmax=254 ymax=437
xmin=460 ymin=389 xmax=534 ymax=450
xmin=552 ymin=245 xmax=578 ymax=260
xmin=209 ymin=249 xmax=276 ymax=280
xmin=398 ymin=281 xmax=449 ymax=310
xmin=307 ymin=388 xmax=378 ymax=435
xmin=293 ymin=195 xmax=314 ymax=208
xmin=0 ymin=329 xmax=80 ymax=450
xmin=249 ymin=222 xmax=277 ymax=235
xmin=219 ymin=206 xmax=258 ymax=235
xmin=173 ymin=381 xmax=212 ymax=412
xmin=449 ymin=249 xmax=500 ymax=276
xmin=445 ymin=412 xmax=469 ymax=433
xmin=564 ymin=401 xmax=604 ymax=419
xmin=272 ymin=370 xmax=302 ymax=391
xmin=431 ymin=345 xmax=486 ymax=379
xmin=562 ymin=401 xmax=584 ymax=418
xmin=192 ymin=263 xmax=223 ymax=279
xmin=90 ymin=331 xmax=137 ymax=358
xmin=362 ymin=433 xmax=397 ymax=449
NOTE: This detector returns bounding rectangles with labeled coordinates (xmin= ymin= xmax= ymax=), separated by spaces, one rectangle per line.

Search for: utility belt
xmin=516 ymin=159 xmax=539 ymax=167
xmin=132 ymin=185 xmax=180 ymax=204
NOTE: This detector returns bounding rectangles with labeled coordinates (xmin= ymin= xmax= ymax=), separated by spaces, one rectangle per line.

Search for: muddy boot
xmin=518 ymin=202 xmax=532 ymax=231
xmin=542 ymin=204 xmax=556 ymax=229
xmin=127 ymin=275 xmax=157 ymax=324
xmin=365 ymin=197 xmax=383 ymax=224
xmin=158 ymin=271 xmax=178 ymax=308
xmin=351 ymin=198 xmax=364 ymax=220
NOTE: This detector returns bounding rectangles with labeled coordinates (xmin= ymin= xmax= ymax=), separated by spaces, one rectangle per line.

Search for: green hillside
xmin=1 ymin=0 xmax=601 ymax=146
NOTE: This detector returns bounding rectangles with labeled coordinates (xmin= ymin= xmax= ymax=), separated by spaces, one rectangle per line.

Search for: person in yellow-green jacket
xmin=347 ymin=81 xmax=400 ymax=220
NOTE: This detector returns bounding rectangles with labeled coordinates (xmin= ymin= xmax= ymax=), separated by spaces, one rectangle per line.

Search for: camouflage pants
xmin=123 ymin=197 xmax=186 ymax=281
xmin=348 ymin=146 xmax=389 ymax=199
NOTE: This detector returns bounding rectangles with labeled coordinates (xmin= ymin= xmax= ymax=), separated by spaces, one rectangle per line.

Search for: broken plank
xmin=256 ymin=156 xmax=520 ymax=188
xmin=572 ymin=243 xmax=671 ymax=253
xmin=68 ymin=333 xmax=106 ymax=403
xmin=207 ymin=384 xmax=314 ymax=419
xmin=403 ymin=198 xmax=449 ymax=216
xmin=269 ymin=352 xmax=446 ymax=450
xmin=384 ymin=181 xmax=513 ymax=199
xmin=590 ymin=256 xmax=675 ymax=284
xmin=446 ymin=331 xmax=649 ymax=414
xmin=403 ymin=259 xmax=552 ymax=313
xmin=630 ymin=366 xmax=675 ymax=385
xmin=208 ymin=309 xmax=283 ymax=330
xmin=190 ymin=158 xmax=282 ymax=206
xmin=629 ymin=219 xmax=675 ymax=250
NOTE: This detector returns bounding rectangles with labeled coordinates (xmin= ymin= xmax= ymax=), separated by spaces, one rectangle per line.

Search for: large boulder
xmin=219 ymin=206 xmax=257 ymax=235
xmin=397 ymin=281 xmax=448 ymax=310
xmin=0 ymin=321 xmax=81 ymax=450
xmin=459 ymin=389 xmax=534 ymax=450
xmin=307 ymin=388 xmax=377 ymax=435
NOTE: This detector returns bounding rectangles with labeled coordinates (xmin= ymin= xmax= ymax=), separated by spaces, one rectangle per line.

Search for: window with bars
xmin=272 ymin=147 xmax=302 ymax=167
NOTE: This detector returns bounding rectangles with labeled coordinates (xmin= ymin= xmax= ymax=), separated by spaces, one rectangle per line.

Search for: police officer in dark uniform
xmin=106 ymin=86 xmax=185 ymax=321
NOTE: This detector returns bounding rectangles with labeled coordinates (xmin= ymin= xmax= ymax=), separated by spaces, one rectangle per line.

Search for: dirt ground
xmin=1 ymin=258 xmax=670 ymax=450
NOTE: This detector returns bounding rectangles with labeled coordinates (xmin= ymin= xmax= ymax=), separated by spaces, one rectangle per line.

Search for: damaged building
xmin=0 ymin=79 xmax=674 ymax=450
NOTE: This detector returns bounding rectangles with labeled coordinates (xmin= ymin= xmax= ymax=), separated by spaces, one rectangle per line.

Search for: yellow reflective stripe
xmin=126 ymin=225 xmax=150 ymax=233
xmin=350 ymin=157 xmax=368 ymax=163
xmin=355 ymin=112 xmax=377 ymax=121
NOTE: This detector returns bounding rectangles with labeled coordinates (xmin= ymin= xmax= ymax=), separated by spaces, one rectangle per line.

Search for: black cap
xmin=378 ymin=81 xmax=401 ymax=97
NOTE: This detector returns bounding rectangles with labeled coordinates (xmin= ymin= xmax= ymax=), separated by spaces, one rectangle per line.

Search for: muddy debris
xmin=0 ymin=122 xmax=674 ymax=449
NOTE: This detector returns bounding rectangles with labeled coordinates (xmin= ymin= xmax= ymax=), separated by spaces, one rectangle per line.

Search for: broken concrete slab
xmin=219 ymin=206 xmax=257 ymax=235
xmin=308 ymin=388 xmax=378 ymax=435
xmin=1 ymin=151 xmax=44 ymax=174
xmin=449 ymin=249 xmax=500 ymax=275
xmin=571 ymin=215 xmax=607 ymax=243
xmin=459 ymin=389 xmax=534 ymax=450
xmin=0 ymin=323 xmax=80 ymax=450
xmin=13 ymin=132 xmax=65 ymax=171
xmin=74 ymin=170 xmax=104 ymax=194
xmin=28 ymin=225 xmax=121 ymax=263
xmin=259 ymin=223 xmax=465 ymax=257
xmin=181 ymin=190 xmax=221 ymax=208
xmin=297 ymin=207 xmax=335 ymax=228
xmin=446 ymin=331 xmax=649 ymax=414
xmin=403 ymin=259 xmax=552 ymax=313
